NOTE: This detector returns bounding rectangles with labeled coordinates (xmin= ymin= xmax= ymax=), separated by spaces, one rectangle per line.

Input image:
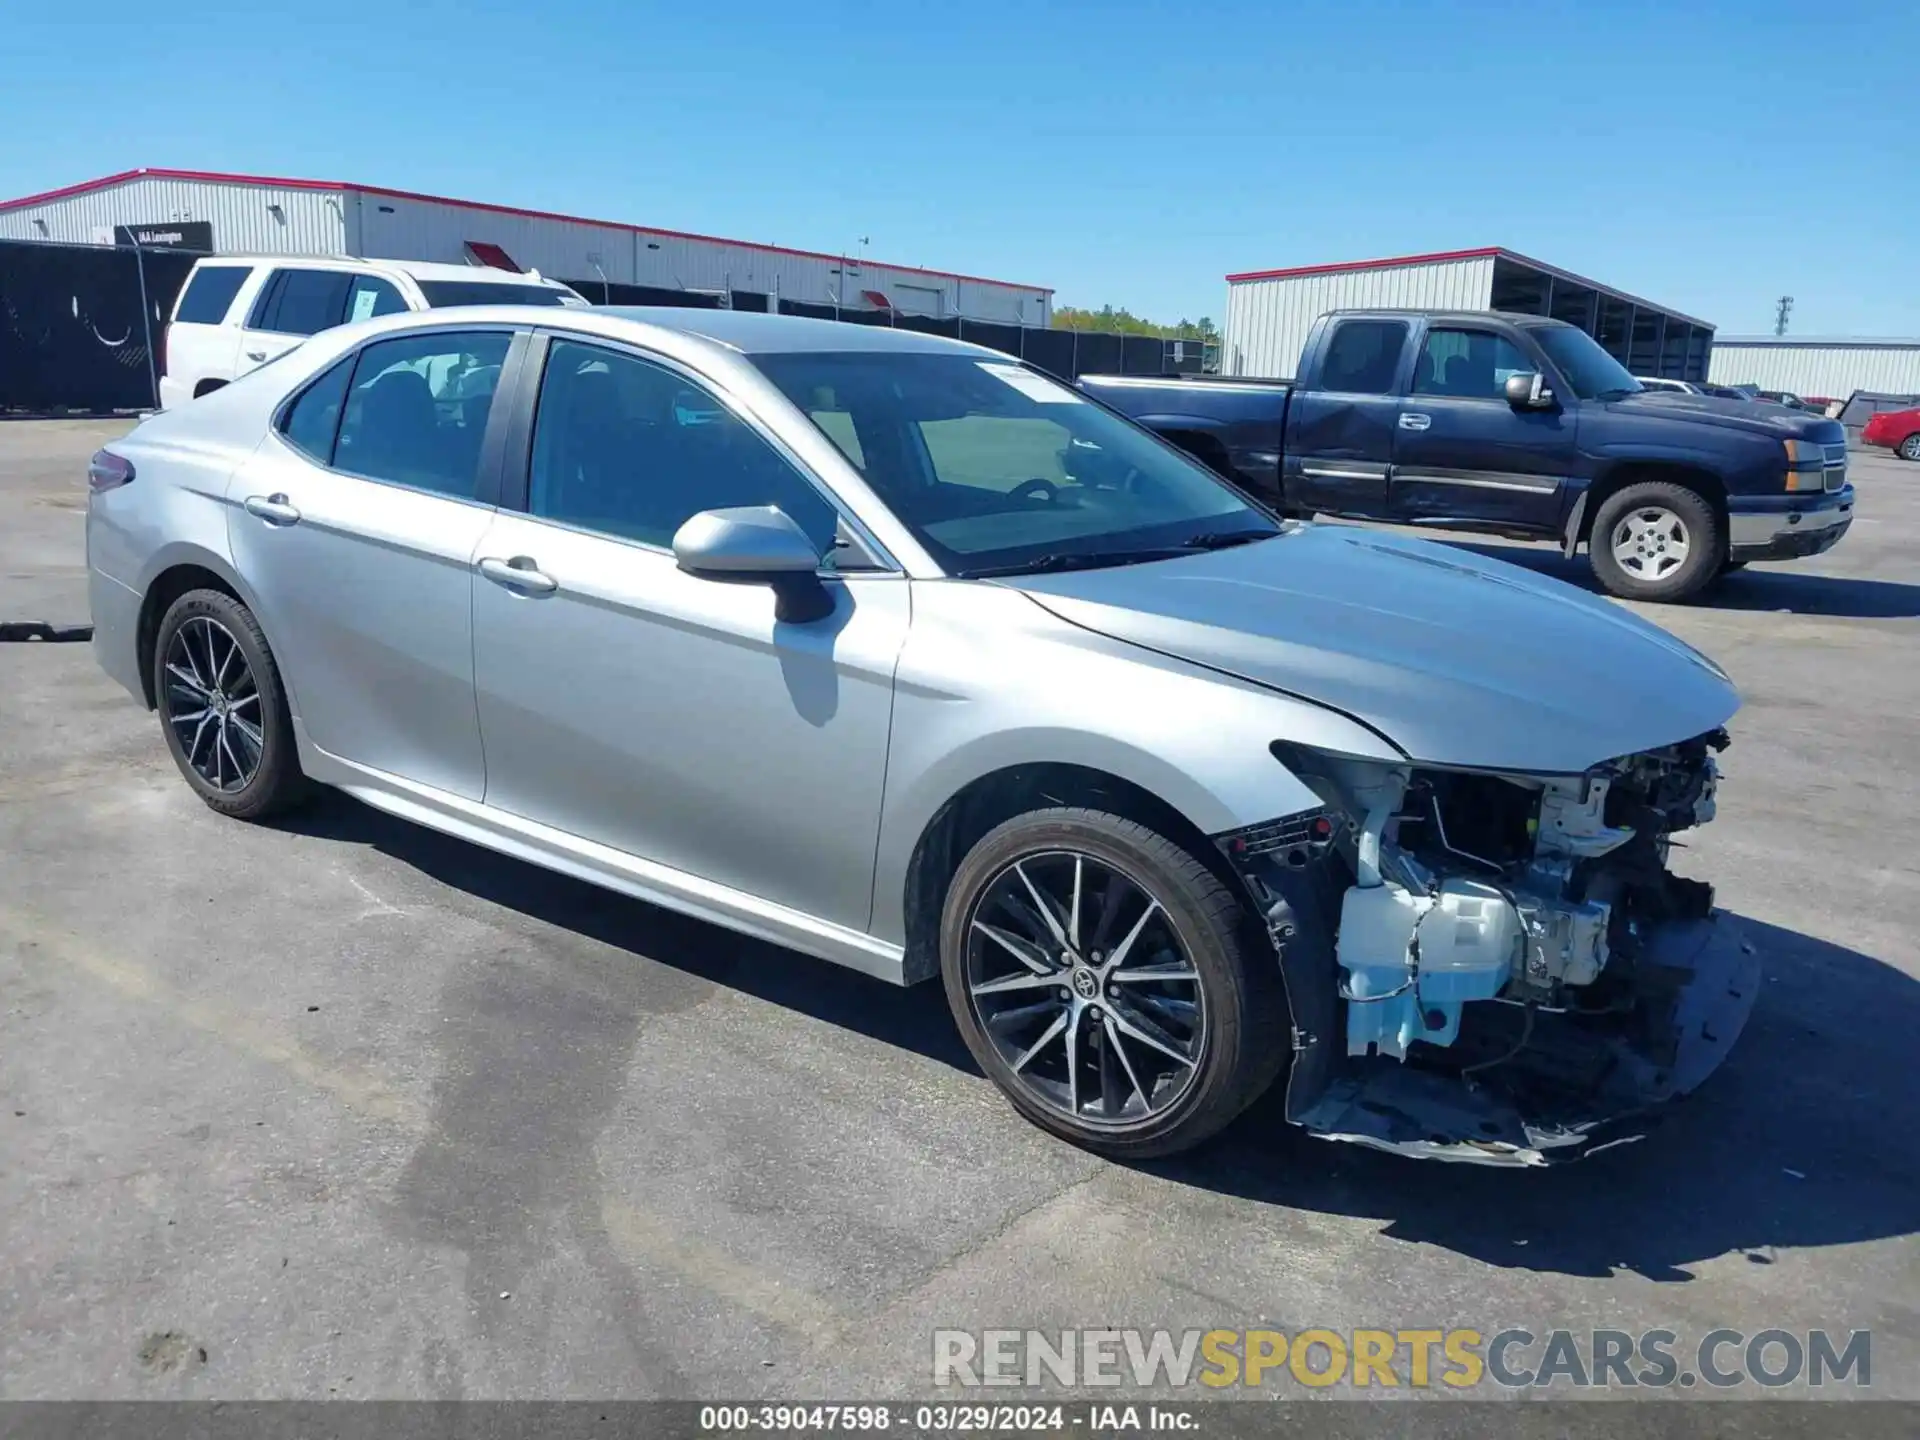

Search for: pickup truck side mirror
xmin=1504 ymin=372 xmax=1556 ymax=409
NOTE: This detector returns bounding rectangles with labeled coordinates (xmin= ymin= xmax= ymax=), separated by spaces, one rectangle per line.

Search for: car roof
xmin=315 ymin=303 xmax=1002 ymax=362
xmin=191 ymin=254 xmax=573 ymax=287
xmin=595 ymin=306 xmax=998 ymax=355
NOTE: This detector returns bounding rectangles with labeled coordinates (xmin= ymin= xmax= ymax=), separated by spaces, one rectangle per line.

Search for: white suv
xmin=158 ymin=256 xmax=586 ymax=410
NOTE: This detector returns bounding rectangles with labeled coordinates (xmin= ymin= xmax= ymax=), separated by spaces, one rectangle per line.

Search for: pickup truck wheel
xmin=1589 ymin=482 xmax=1722 ymax=603
xmin=939 ymin=808 xmax=1287 ymax=1159
xmin=1899 ymin=434 xmax=1920 ymax=462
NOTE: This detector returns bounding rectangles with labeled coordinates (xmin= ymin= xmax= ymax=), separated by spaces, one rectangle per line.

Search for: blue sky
xmin=5 ymin=0 xmax=1914 ymax=336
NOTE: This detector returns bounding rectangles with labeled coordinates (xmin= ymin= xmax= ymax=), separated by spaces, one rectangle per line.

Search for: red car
xmin=1863 ymin=406 xmax=1920 ymax=460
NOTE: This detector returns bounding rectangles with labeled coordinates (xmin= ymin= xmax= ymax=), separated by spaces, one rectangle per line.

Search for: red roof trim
xmin=0 ymin=167 xmax=1055 ymax=295
xmin=1225 ymin=247 xmax=1504 ymax=283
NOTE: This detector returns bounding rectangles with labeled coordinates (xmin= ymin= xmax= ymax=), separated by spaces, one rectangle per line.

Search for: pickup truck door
xmin=1390 ymin=323 xmax=1577 ymax=532
xmin=1283 ymin=317 xmax=1410 ymax=516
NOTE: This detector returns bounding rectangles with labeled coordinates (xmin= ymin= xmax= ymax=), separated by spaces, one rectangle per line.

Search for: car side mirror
xmin=672 ymin=505 xmax=835 ymax=623
xmin=1504 ymin=372 xmax=1555 ymax=409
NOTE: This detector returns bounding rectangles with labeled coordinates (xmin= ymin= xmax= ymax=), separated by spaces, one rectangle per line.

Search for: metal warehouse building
xmin=1222 ymin=246 xmax=1712 ymax=383
xmin=1708 ymin=337 xmax=1920 ymax=402
xmin=0 ymin=167 xmax=1051 ymax=325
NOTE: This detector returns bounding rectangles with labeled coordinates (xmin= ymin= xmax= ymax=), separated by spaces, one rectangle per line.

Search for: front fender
xmin=868 ymin=583 xmax=1401 ymax=947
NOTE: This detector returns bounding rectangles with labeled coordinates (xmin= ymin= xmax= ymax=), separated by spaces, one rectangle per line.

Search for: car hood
xmin=1009 ymin=525 xmax=1740 ymax=774
xmin=1608 ymin=390 xmax=1844 ymax=442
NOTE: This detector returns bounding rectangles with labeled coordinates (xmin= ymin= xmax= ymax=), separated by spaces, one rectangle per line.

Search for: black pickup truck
xmin=1082 ymin=308 xmax=1854 ymax=602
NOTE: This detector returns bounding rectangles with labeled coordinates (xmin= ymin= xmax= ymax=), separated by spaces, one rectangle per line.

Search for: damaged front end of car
xmin=1220 ymin=732 xmax=1760 ymax=1165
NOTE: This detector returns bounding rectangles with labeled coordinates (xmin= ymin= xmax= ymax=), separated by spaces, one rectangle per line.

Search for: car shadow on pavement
xmin=275 ymin=796 xmax=1918 ymax=1281
xmin=1154 ymin=913 xmax=1920 ymax=1281
xmin=272 ymin=789 xmax=982 ymax=1075
xmin=1442 ymin=539 xmax=1920 ymax=619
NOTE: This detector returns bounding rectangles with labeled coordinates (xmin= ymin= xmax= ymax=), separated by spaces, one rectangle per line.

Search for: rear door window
xmin=252 ymin=269 xmax=354 ymax=336
xmin=173 ymin=265 xmax=252 ymax=325
xmin=278 ymin=356 xmax=355 ymax=463
xmin=333 ymin=331 xmax=513 ymax=498
xmin=345 ymin=275 xmax=410 ymax=323
xmin=1320 ymin=320 xmax=1409 ymax=395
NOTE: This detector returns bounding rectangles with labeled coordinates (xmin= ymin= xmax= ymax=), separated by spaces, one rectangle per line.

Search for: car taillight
xmin=87 ymin=450 xmax=135 ymax=492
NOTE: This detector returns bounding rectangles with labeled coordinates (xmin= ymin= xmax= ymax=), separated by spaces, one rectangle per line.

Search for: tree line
xmin=1051 ymin=305 xmax=1219 ymax=343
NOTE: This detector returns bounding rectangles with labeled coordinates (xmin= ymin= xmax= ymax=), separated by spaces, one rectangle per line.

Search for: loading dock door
xmin=894 ymin=283 xmax=944 ymax=317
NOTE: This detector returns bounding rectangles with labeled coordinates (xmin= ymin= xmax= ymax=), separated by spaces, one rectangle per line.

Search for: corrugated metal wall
xmin=1707 ymin=343 xmax=1920 ymax=399
xmin=350 ymin=192 xmax=1046 ymax=324
xmin=0 ymin=176 xmax=345 ymax=253
xmin=0 ymin=176 xmax=1045 ymax=324
xmin=1222 ymin=256 xmax=1495 ymax=378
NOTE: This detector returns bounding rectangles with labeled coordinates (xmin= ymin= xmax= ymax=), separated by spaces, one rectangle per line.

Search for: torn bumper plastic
xmin=1291 ymin=911 xmax=1762 ymax=1166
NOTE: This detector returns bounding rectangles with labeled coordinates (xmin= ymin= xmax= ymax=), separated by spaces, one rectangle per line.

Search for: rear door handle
xmin=1398 ymin=412 xmax=1431 ymax=432
xmin=243 ymin=493 xmax=301 ymax=526
xmin=245 ymin=350 xmax=267 ymax=362
xmin=478 ymin=556 xmax=558 ymax=595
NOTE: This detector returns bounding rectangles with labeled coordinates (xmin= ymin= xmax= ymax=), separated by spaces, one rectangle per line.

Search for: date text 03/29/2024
xmin=699 ymin=1405 xmax=1183 ymax=1432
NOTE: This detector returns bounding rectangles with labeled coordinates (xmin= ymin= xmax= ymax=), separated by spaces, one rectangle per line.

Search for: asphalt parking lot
xmin=2 ymin=418 xmax=1917 ymax=1406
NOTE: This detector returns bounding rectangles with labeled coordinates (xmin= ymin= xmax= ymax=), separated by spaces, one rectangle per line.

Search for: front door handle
xmin=243 ymin=493 xmax=301 ymax=526
xmin=1398 ymin=412 xmax=1432 ymax=432
xmin=478 ymin=556 xmax=558 ymax=595
xmin=245 ymin=350 xmax=268 ymax=362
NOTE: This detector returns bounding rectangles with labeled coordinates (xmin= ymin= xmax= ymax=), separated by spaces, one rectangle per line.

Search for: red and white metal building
xmin=0 ymin=167 xmax=1053 ymax=325
xmin=1222 ymin=246 xmax=1713 ymax=382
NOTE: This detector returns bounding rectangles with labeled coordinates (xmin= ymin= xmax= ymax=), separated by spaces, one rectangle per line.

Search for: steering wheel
xmin=1010 ymin=478 xmax=1059 ymax=504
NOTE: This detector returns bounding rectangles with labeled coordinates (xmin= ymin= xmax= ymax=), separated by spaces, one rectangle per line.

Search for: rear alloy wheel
xmin=940 ymin=808 xmax=1287 ymax=1158
xmin=1588 ymin=481 xmax=1721 ymax=603
xmin=153 ymin=589 xmax=309 ymax=820
xmin=1899 ymin=434 xmax=1920 ymax=462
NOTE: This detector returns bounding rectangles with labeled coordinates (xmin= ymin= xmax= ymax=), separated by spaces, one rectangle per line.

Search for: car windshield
xmin=415 ymin=281 xmax=573 ymax=308
xmin=749 ymin=351 xmax=1281 ymax=576
xmin=1528 ymin=324 xmax=1642 ymax=400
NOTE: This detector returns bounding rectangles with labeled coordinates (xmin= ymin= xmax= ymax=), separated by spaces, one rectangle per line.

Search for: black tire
xmin=939 ymin=807 xmax=1288 ymax=1159
xmin=1588 ymin=481 xmax=1723 ymax=603
xmin=152 ymin=588 xmax=310 ymax=820
xmin=1899 ymin=434 xmax=1920 ymax=462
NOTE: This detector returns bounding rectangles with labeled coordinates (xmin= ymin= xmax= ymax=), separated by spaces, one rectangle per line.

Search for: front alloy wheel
xmin=939 ymin=808 xmax=1289 ymax=1158
xmin=964 ymin=850 xmax=1206 ymax=1125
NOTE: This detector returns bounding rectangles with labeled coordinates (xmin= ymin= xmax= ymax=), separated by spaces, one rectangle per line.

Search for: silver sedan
xmin=87 ymin=307 xmax=1755 ymax=1163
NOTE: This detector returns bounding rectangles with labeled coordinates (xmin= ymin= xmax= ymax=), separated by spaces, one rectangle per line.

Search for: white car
xmin=158 ymin=255 xmax=586 ymax=410
xmin=1633 ymin=376 xmax=1707 ymax=395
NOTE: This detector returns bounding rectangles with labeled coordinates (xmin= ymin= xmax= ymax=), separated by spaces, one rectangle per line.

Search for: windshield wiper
xmin=962 ymin=548 xmax=1189 ymax=578
xmin=1178 ymin=527 xmax=1278 ymax=551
